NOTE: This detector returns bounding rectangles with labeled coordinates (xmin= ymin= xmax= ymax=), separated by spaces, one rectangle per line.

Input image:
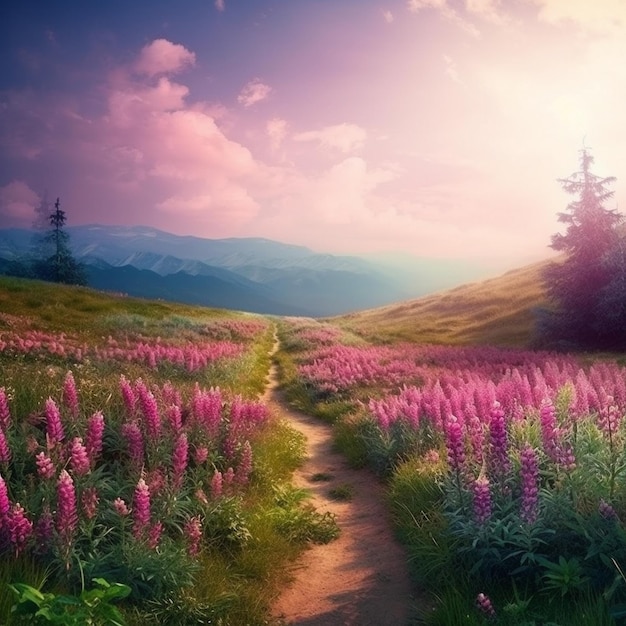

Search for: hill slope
xmin=335 ymin=259 xmax=552 ymax=347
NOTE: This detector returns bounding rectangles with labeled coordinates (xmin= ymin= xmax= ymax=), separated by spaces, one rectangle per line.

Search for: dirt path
xmin=263 ymin=341 xmax=418 ymax=625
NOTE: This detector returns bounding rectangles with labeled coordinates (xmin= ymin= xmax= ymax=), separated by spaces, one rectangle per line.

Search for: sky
xmin=1 ymin=0 xmax=626 ymax=266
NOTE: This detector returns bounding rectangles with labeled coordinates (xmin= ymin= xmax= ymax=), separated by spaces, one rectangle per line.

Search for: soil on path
xmin=263 ymin=347 xmax=419 ymax=626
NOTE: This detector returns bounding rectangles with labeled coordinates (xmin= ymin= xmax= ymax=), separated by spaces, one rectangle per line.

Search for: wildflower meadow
xmin=278 ymin=317 xmax=626 ymax=625
xmin=0 ymin=277 xmax=338 ymax=625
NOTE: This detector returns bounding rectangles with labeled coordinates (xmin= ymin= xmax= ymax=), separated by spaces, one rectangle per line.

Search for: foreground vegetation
xmin=277 ymin=317 xmax=626 ymax=625
xmin=0 ymin=276 xmax=338 ymax=625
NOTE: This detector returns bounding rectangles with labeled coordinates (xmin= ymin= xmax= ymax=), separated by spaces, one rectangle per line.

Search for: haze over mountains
xmin=0 ymin=224 xmax=522 ymax=317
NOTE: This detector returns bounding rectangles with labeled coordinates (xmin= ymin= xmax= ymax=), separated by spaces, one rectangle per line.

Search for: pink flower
xmin=184 ymin=516 xmax=203 ymax=556
xmin=81 ymin=487 xmax=99 ymax=520
xmin=444 ymin=415 xmax=466 ymax=473
xmin=136 ymin=381 xmax=161 ymax=441
xmin=0 ymin=387 xmax=11 ymax=431
xmin=69 ymin=437 xmax=90 ymax=476
xmin=147 ymin=520 xmax=163 ymax=549
xmin=210 ymin=470 xmax=223 ymax=499
xmin=85 ymin=411 xmax=105 ymax=465
xmin=599 ymin=499 xmax=617 ymax=520
xmin=476 ymin=593 xmax=496 ymax=619
xmin=0 ymin=473 xmax=10 ymax=527
xmin=56 ymin=469 xmax=78 ymax=545
xmin=7 ymin=503 xmax=33 ymax=556
xmin=171 ymin=433 xmax=189 ymax=490
xmin=166 ymin=404 xmax=182 ymax=433
xmin=132 ymin=478 xmax=151 ymax=537
xmin=62 ymin=371 xmax=79 ymax=418
xmin=119 ymin=375 xmax=136 ymax=417
xmin=489 ymin=402 xmax=510 ymax=479
xmin=45 ymin=397 xmax=65 ymax=444
xmin=34 ymin=506 xmax=54 ymax=554
xmin=236 ymin=440 xmax=253 ymax=486
xmin=472 ymin=476 xmax=492 ymax=525
xmin=121 ymin=421 xmax=144 ymax=467
xmin=193 ymin=446 xmax=209 ymax=464
xmin=0 ymin=427 xmax=11 ymax=464
xmin=113 ymin=498 xmax=130 ymax=516
xmin=540 ymin=401 xmax=559 ymax=463
xmin=35 ymin=451 xmax=56 ymax=479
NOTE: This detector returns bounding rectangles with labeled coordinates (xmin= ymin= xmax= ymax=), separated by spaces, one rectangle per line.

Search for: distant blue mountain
xmin=0 ymin=225 xmax=410 ymax=316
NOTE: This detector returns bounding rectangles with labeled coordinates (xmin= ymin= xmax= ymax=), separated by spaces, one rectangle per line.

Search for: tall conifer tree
xmin=541 ymin=148 xmax=622 ymax=348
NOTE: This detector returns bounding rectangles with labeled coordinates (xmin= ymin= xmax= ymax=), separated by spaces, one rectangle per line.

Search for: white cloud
xmin=237 ymin=79 xmax=272 ymax=107
xmin=134 ymin=39 xmax=196 ymax=77
xmin=293 ymin=123 xmax=367 ymax=153
xmin=532 ymin=0 xmax=626 ymax=34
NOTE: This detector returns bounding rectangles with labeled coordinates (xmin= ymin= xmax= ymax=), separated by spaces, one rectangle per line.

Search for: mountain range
xmin=0 ymin=224 xmax=511 ymax=317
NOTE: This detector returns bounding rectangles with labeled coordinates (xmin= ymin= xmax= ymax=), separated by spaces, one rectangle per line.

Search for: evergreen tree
xmin=33 ymin=197 xmax=87 ymax=285
xmin=540 ymin=148 xmax=623 ymax=349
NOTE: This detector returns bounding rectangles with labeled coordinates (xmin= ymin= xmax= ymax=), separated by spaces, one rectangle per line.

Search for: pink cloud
xmin=0 ymin=181 xmax=40 ymax=225
xmin=134 ymin=39 xmax=196 ymax=77
xmin=293 ymin=123 xmax=367 ymax=153
xmin=237 ymin=79 xmax=272 ymax=107
xmin=215 ymin=0 xmax=225 ymax=11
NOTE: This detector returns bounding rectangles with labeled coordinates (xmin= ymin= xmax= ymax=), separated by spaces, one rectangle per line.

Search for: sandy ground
xmin=263 ymin=348 xmax=420 ymax=625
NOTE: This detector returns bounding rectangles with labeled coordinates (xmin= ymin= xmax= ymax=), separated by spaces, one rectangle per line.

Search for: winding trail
xmin=263 ymin=337 xmax=418 ymax=626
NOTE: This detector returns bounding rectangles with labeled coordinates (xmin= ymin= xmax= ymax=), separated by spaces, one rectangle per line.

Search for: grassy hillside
xmin=335 ymin=259 xmax=553 ymax=347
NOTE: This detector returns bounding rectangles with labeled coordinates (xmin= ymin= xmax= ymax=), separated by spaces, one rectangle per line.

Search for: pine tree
xmin=540 ymin=148 xmax=623 ymax=349
xmin=33 ymin=198 xmax=86 ymax=285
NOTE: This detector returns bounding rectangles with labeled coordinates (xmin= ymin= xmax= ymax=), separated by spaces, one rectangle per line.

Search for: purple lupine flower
xmin=132 ymin=478 xmax=151 ymax=537
xmin=540 ymin=401 xmax=559 ymax=463
xmin=147 ymin=520 xmax=163 ymax=549
xmin=7 ymin=503 xmax=33 ymax=556
xmin=0 ymin=427 xmax=11 ymax=464
xmin=136 ymin=381 xmax=161 ymax=440
xmin=210 ymin=469 xmax=223 ymax=498
xmin=84 ymin=411 xmax=105 ymax=465
xmin=184 ymin=516 xmax=203 ymax=556
xmin=558 ymin=443 xmax=577 ymax=472
xmin=0 ymin=473 xmax=10 ymax=528
xmin=476 ymin=593 xmax=496 ymax=620
xmin=598 ymin=402 xmax=622 ymax=440
xmin=56 ymin=469 xmax=78 ymax=544
xmin=194 ymin=446 xmax=209 ymax=464
xmin=236 ymin=440 xmax=253 ymax=486
xmin=62 ymin=371 xmax=79 ymax=418
xmin=489 ymin=402 xmax=510 ymax=478
xmin=34 ymin=506 xmax=54 ymax=554
xmin=519 ymin=444 xmax=539 ymax=525
xmin=120 ymin=375 xmax=136 ymax=417
xmin=121 ymin=421 xmax=144 ymax=467
xmin=600 ymin=499 xmax=617 ymax=520
xmin=223 ymin=467 xmax=235 ymax=494
xmin=113 ymin=498 xmax=130 ymax=517
xmin=81 ymin=487 xmax=99 ymax=520
xmin=0 ymin=387 xmax=11 ymax=431
xmin=444 ymin=415 xmax=466 ymax=473
xmin=171 ymin=432 xmax=189 ymax=490
xmin=472 ymin=476 xmax=492 ymax=525
xmin=45 ymin=398 xmax=65 ymax=444
xmin=69 ymin=437 xmax=90 ymax=476
xmin=166 ymin=404 xmax=182 ymax=433
xmin=35 ymin=451 xmax=56 ymax=479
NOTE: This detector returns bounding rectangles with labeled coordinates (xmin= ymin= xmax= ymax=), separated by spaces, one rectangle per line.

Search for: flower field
xmin=279 ymin=318 xmax=626 ymax=624
xmin=0 ymin=277 xmax=338 ymax=625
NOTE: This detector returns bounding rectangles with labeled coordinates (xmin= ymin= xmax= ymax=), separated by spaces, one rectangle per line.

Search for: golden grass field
xmin=334 ymin=259 xmax=554 ymax=348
